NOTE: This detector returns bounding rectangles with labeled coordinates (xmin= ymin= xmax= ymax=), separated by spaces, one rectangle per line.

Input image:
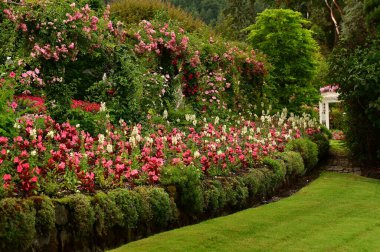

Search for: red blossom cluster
xmin=15 ymin=95 xmax=100 ymax=113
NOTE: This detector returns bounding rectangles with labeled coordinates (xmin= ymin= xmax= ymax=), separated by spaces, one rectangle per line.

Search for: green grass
xmin=110 ymin=173 xmax=380 ymax=252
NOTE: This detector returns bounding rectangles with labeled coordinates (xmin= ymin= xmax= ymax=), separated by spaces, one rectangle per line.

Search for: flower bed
xmin=0 ymin=109 xmax=329 ymax=251
xmin=0 ymin=136 xmax=326 ymax=252
xmin=1 ymin=110 xmax=320 ymax=197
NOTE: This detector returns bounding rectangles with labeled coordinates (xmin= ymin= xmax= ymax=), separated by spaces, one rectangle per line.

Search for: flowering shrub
xmin=0 ymin=109 xmax=320 ymax=197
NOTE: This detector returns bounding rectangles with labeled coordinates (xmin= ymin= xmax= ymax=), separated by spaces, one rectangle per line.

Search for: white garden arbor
xmin=319 ymin=85 xmax=340 ymax=130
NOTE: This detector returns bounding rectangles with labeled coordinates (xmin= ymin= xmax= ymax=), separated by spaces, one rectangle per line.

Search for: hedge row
xmin=0 ymin=135 xmax=328 ymax=252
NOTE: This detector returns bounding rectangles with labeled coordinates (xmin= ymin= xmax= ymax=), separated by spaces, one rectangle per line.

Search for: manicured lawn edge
xmin=0 ymin=136 xmax=328 ymax=252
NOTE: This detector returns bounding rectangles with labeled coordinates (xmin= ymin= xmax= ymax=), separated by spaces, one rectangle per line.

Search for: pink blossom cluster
xmin=320 ymin=84 xmax=339 ymax=93
xmin=134 ymin=21 xmax=189 ymax=57
xmin=20 ymin=68 xmax=43 ymax=86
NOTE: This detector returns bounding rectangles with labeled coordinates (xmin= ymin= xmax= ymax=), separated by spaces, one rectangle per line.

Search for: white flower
xmin=47 ymin=130 xmax=55 ymax=138
xmin=194 ymin=150 xmax=201 ymax=158
xmin=135 ymin=134 xmax=141 ymax=142
xmin=217 ymin=150 xmax=223 ymax=155
xmin=31 ymin=150 xmax=37 ymax=156
xmin=30 ymin=128 xmax=37 ymax=140
xmin=14 ymin=122 xmax=21 ymax=129
xmin=76 ymin=124 xmax=80 ymax=128
xmin=98 ymin=134 xmax=105 ymax=144
xmin=172 ymin=136 xmax=178 ymax=145
xmin=129 ymin=136 xmax=136 ymax=147
xmin=163 ymin=110 xmax=168 ymax=119
xmin=106 ymin=144 xmax=113 ymax=153
xmin=131 ymin=126 xmax=139 ymax=136
xmin=99 ymin=102 xmax=107 ymax=112
xmin=214 ymin=116 xmax=220 ymax=125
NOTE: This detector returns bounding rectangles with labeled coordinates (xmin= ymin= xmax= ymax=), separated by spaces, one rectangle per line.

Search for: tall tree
xmin=246 ymin=9 xmax=320 ymax=112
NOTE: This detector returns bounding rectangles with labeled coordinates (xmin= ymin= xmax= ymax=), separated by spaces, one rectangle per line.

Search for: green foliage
xmin=286 ymin=138 xmax=318 ymax=171
xmin=88 ymin=48 xmax=146 ymax=123
xmin=111 ymin=0 xmax=205 ymax=32
xmin=215 ymin=0 xmax=260 ymax=40
xmin=365 ymin=0 xmax=380 ymax=29
xmin=65 ymin=194 xmax=95 ymax=237
xmin=263 ymin=157 xmax=287 ymax=183
xmin=246 ymin=9 xmax=320 ymax=112
xmin=0 ymin=74 xmax=16 ymax=138
xmin=202 ymin=180 xmax=226 ymax=213
xmin=308 ymin=133 xmax=330 ymax=161
xmin=170 ymin=0 xmax=226 ymax=26
xmin=143 ymin=187 xmax=172 ymax=228
xmin=329 ymin=104 xmax=346 ymax=130
xmin=243 ymin=169 xmax=261 ymax=198
xmin=109 ymin=189 xmax=139 ymax=228
xmin=341 ymin=0 xmax=368 ymax=47
xmin=0 ymin=198 xmax=36 ymax=251
xmin=277 ymin=151 xmax=305 ymax=175
xmin=161 ymin=165 xmax=204 ymax=214
xmin=92 ymin=192 xmax=123 ymax=237
xmin=328 ymin=37 xmax=380 ymax=165
xmin=67 ymin=108 xmax=109 ymax=135
xmin=223 ymin=177 xmax=249 ymax=208
xmin=320 ymin=125 xmax=332 ymax=139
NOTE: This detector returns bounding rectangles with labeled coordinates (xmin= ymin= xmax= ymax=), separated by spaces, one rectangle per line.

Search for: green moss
xmin=0 ymin=198 xmax=36 ymax=251
xmin=32 ymin=196 xmax=55 ymax=238
xmin=286 ymin=139 xmax=319 ymax=170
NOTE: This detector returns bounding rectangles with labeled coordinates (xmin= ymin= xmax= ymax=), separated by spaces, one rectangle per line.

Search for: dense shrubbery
xmin=285 ymin=139 xmax=318 ymax=171
xmin=0 ymin=134 xmax=326 ymax=251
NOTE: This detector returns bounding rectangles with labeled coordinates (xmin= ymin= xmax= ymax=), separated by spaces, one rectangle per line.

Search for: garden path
xmin=322 ymin=140 xmax=361 ymax=175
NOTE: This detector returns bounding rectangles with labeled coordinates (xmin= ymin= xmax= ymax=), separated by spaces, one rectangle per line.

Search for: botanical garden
xmin=0 ymin=0 xmax=379 ymax=251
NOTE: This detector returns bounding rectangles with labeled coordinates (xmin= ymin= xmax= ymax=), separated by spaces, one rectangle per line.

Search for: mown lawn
xmin=110 ymin=172 xmax=380 ymax=252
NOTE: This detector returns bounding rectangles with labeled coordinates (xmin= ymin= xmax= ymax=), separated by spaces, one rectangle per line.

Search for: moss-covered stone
xmin=0 ymin=198 xmax=36 ymax=251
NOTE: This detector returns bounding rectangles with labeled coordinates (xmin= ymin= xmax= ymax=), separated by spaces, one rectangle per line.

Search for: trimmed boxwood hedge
xmin=0 ymin=138 xmax=324 ymax=252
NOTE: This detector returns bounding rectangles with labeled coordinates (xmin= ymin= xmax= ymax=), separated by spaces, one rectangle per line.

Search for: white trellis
xmin=319 ymin=90 xmax=340 ymax=130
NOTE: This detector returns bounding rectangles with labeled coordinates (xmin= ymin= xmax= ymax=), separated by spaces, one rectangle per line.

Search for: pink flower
xmin=9 ymin=72 xmax=16 ymax=78
xmin=30 ymin=176 xmax=38 ymax=183
xmin=10 ymin=101 xmax=18 ymax=110
xmin=3 ymin=174 xmax=11 ymax=182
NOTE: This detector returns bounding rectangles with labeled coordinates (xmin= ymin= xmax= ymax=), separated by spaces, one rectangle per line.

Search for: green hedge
xmin=286 ymin=138 xmax=319 ymax=171
xmin=0 ymin=137 xmax=325 ymax=251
